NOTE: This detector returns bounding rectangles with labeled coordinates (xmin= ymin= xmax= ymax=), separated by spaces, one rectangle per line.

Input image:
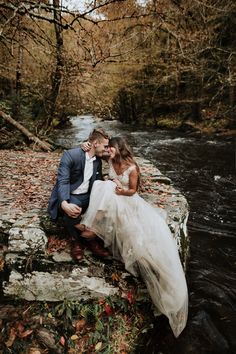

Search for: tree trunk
xmin=13 ymin=16 xmax=23 ymax=119
xmin=228 ymin=84 xmax=236 ymax=128
xmin=47 ymin=0 xmax=64 ymax=127
xmin=0 ymin=111 xmax=53 ymax=151
xmin=15 ymin=43 xmax=23 ymax=113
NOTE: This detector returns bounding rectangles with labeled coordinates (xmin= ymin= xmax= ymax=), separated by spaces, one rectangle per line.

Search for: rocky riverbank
xmin=0 ymin=149 xmax=189 ymax=353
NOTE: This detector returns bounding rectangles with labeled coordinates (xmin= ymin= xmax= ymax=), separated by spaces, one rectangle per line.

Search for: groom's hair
xmin=89 ymin=128 xmax=109 ymax=142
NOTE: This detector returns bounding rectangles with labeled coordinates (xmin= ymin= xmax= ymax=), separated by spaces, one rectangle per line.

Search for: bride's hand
xmin=113 ymin=178 xmax=123 ymax=189
xmin=81 ymin=141 xmax=91 ymax=151
xmin=115 ymin=186 xmax=124 ymax=195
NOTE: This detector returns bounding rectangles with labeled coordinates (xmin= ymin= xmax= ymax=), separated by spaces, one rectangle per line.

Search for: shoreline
xmin=1 ymin=116 xmax=236 ymax=152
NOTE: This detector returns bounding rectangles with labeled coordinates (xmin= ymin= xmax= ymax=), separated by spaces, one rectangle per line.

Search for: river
xmin=57 ymin=115 xmax=236 ymax=354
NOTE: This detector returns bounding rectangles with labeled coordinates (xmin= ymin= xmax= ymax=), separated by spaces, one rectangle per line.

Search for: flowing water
xmin=57 ymin=115 xmax=236 ymax=354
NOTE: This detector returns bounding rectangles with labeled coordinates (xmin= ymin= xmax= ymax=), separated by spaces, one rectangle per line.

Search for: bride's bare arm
xmin=115 ymin=169 xmax=138 ymax=196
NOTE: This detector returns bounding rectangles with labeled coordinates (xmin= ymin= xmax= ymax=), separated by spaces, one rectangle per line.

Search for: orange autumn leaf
xmin=47 ymin=236 xmax=68 ymax=253
xmin=0 ymin=258 xmax=5 ymax=271
xmin=75 ymin=319 xmax=86 ymax=333
xmin=111 ymin=272 xmax=120 ymax=282
xmin=18 ymin=329 xmax=33 ymax=338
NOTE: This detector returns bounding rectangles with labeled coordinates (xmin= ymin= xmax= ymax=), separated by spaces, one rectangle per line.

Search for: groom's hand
xmin=81 ymin=141 xmax=91 ymax=152
xmin=61 ymin=201 xmax=82 ymax=218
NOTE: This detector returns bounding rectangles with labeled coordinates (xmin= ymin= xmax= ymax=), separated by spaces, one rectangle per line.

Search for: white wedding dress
xmin=81 ymin=162 xmax=188 ymax=337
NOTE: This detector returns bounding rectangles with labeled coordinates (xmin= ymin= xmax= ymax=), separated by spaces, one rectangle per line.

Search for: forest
xmin=0 ymin=0 xmax=236 ymax=146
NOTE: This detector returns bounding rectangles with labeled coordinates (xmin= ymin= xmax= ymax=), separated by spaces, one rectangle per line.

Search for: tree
xmin=106 ymin=0 xmax=236 ymax=127
xmin=46 ymin=0 xmax=64 ymax=127
xmin=0 ymin=0 xmax=150 ymax=128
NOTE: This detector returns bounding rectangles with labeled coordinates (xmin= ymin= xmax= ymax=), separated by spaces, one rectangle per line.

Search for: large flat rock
xmin=0 ymin=151 xmax=189 ymax=302
xmin=5 ymin=269 xmax=119 ymax=301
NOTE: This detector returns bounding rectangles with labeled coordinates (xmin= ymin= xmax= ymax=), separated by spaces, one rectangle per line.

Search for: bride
xmin=77 ymin=136 xmax=188 ymax=337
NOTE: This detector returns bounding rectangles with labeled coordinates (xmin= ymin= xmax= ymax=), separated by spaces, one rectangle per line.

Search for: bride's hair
xmin=109 ymin=136 xmax=141 ymax=187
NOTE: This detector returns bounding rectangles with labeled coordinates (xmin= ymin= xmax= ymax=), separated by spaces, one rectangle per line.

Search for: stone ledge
xmin=1 ymin=152 xmax=189 ymax=302
xmin=4 ymin=270 xmax=120 ymax=301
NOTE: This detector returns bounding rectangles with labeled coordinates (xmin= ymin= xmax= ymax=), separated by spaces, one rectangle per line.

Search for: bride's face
xmin=109 ymin=146 xmax=117 ymax=159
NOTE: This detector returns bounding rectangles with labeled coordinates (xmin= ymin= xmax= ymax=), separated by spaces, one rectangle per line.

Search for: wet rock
xmin=35 ymin=328 xmax=58 ymax=350
xmin=52 ymin=250 xmax=72 ymax=263
xmin=0 ymin=214 xmax=15 ymax=240
xmin=191 ymin=310 xmax=230 ymax=353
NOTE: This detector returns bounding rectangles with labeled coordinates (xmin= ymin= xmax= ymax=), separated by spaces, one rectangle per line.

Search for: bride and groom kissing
xmin=48 ymin=128 xmax=188 ymax=338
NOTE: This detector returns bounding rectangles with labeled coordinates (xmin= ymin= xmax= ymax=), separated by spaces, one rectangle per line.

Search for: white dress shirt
xmin=72 ymin=153 xmax=96 ymax=195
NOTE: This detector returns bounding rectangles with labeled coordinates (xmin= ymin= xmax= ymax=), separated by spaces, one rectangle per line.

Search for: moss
xmin=156 ymin=116 xmax=183 ymax=129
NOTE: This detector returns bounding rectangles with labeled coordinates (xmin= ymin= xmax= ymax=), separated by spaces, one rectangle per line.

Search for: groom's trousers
xmin=62 ymin=193 xmax=90 ymax=240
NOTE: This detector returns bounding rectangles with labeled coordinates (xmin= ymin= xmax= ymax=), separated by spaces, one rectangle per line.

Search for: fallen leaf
xmin=47 ymin=236 xmax=68 ymax=253
xmin=111 ymin=272 xmax=120 ymax=282
xmin=127 ymin=289 xmax=136 ymax=304
xmin=59 ymin=336 xmax=65 ymax=346
xmin=70 ymin=334 xmax=79 ymax=341
xmin=0 ymin=258 xmax=5 ymax=271
xmin=18 ymin=329 xmax=33 ymax=338
xmin=16 ymin=322 xmax=24 ymax=333
xmin=5 ymin=327 xmax=16 ymax=347
xmin=28 ymin=347 xmax=42 ymax=354
xmin=104 ymin=303 xmax=113 ymax=316
xmin=75 ymin=318 xmax=86 ymax=333
xmin=95 ymin=342 xmax=102 ymax=351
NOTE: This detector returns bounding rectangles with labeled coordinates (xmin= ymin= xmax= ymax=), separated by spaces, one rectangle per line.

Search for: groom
xmin=48 ymin=128 xmax=110 ymax=260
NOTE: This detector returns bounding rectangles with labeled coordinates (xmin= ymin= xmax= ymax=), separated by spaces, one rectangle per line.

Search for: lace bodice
xmin=109 ymin=161 xmax=136 ymax=190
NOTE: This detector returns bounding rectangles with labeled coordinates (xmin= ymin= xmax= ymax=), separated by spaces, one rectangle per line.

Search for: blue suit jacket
xmin=48 ymin=147 xmax=102 ymax=220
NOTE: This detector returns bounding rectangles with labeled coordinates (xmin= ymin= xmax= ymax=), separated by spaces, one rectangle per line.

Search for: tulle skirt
xmin=81 ymin=180 xmax=188 ymax=337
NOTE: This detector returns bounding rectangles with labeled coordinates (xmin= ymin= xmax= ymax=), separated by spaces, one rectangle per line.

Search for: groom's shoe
xmin=81 ymin=229 xmax=96 ymax=239
xmin=86 ymin=239 xmax=110 ymax=258
xmin=71 ymin=239 xmax=84 ymax=261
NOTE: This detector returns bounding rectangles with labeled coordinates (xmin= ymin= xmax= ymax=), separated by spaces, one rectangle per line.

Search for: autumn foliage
xmin=0 ymin=0 xmax=235 ymax=137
